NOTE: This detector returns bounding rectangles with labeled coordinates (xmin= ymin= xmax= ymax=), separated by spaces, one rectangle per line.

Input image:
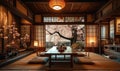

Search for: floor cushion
xmin=28 ymin=57 xmax=48 ymax=64
xmin=74 ymin=57 xmax=94 ymax=65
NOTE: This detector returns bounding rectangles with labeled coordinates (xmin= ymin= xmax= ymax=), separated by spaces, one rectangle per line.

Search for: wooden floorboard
xmin=0 ymin=52 xmax=120 ymax=71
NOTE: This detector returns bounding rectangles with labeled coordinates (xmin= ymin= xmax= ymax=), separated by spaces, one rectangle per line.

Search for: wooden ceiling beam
xmin=33 ymin=3 xmax=40 ymax=12
xmin=70 ymin=3 xmax=74 ymax=12
xmin=39 ymin=14 xmax=86 ymax=17
xmin=95 ymin=8 xmax=120 ymax=23
xmin=34 ymin=12 xmax=96 ymax=15
xmin=22 ymin=0 xmax=109 ymax=2
xmin=43 ymin=4 xmax=49 ymax=12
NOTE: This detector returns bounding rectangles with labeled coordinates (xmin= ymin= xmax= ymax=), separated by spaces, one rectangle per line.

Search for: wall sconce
xmin=34 ymin=40 xmax=39 ymax=47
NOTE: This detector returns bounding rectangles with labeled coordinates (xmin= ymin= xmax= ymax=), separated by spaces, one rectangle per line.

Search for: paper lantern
xmin=49 ymin=0 xmax=65 ymax=10
xmin=34 ymin=40 xmax=39 ymax=47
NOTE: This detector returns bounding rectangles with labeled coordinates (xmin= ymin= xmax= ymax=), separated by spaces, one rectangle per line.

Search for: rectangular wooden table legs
xmin=48 ymin=54 xmax=74 ymax=68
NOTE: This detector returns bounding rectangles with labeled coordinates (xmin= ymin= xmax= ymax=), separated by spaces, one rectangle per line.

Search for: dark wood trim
xmin=70 ymin=3 xmax=74 ymax=12
xmin=114 ymin=17 xmax=117 ymax=36
xmin=13 ymin=0 xmax=16 ymax=7
xmin=34 ymin=22 xmax=98 ymax=25
xmin=0 ymin=0 xmax=1 ymax=4
xmin=108 ymin=21 xmax=110 ymax=40
xmin=96 ymin=0 xmax=112 ymax=13
xmin=98 ymin=23 xmax=101 ymax=54
xmin=18 ymin=0 xmax=33 ymax=16
xmin=35 ymin=12 xmax=95 ymax=15
xmin=22 ymin=0 xmax=109 ymax=2
xmin=85 ymin=13 xmax=87 ymax=22
xmin=1 ymin=38 xmax=4 ymax=53
xmin=21 ymin=23 xmax=32 ymax=25
xmin=39 ymin=14 xmax=86 ymax=17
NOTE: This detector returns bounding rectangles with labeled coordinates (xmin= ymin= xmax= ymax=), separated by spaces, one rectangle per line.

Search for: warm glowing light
xmin=88 ymin=37 xmax=96 ymax=47
xmin=90 ymin=40 xmax=95 ymax=44
xmin=53 ymin=5 xmax=62 ymax=10
xmin=39 ymin=41 xmax=42 ymax=47
xmin=49 ymin=0 xmax=65 ymax=10
xmin=116 ymin=17 xmax=120 ymax=33
xmin=34 ymin=40 xmax=39 ymax=47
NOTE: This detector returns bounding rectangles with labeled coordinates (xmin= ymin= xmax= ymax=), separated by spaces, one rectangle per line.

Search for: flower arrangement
xmin=20 ymin=34 xmax=30 ymax=48
xmin=57 ymin=45 xmax=66 ymax=52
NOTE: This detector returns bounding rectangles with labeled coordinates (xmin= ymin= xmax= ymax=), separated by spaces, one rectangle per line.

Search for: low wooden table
xmin=39 ymin=46 xmax=85 ymax=68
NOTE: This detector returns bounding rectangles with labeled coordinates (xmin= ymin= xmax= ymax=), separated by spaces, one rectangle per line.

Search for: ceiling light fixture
xmin=49 ymin=0 xmax=65 ymax=10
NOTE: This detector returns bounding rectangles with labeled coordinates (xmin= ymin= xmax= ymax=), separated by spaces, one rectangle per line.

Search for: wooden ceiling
xmin=21 ymin=0 xmax=110 ymax=14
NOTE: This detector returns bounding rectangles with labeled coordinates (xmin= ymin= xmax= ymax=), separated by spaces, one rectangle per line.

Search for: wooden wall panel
xmin=35 ymin=15 xmax=42 ymax=23
xmin=16 ymin=0 xmax=27 ymax=16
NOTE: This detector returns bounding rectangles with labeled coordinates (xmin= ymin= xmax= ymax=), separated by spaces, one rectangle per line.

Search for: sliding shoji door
xmin=86 ymin=25 xmax=98 ymax=53
xmin=34 ymin=25 xmax=45 ymax=47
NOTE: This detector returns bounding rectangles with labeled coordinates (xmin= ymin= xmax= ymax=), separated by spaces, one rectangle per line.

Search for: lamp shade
xmin=34 ymin=40 xmax=39 ymax=47
xmin=49 ymin=0 xmax=65 ymax=10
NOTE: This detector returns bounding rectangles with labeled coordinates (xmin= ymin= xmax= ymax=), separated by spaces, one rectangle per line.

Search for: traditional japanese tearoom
xmin=0 ymin=0 xmax=120 ymax=71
